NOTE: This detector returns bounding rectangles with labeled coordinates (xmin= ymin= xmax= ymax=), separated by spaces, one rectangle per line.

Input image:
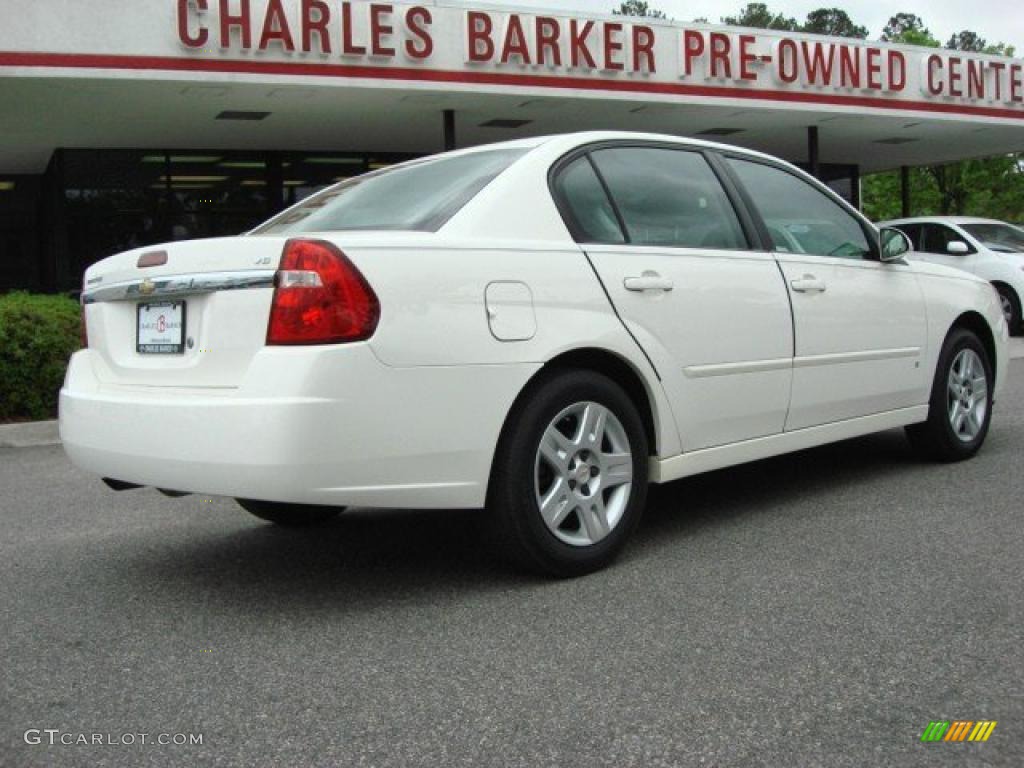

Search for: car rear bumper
xmin=60 ymin=346 xmax=539 ymax=508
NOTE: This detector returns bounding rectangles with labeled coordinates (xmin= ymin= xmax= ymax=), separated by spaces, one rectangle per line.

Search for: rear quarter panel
xmin=327 ymin=237 xmax=682 ymax=458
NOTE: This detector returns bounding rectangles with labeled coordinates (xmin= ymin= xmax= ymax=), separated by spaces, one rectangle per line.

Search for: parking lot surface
xmin=3 ymin=362 xmax=1023 ymax=767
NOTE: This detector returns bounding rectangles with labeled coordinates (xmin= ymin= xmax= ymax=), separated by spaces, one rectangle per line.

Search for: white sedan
xmin=62 ymin=132 xmax=1008 ymax=576
xmin=880 ymin=216 xmax=1024 ymax=335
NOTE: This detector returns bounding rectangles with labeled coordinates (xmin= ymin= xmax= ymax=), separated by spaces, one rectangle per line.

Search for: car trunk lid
xmin=82 ymin=236 xmax=289 ymax=388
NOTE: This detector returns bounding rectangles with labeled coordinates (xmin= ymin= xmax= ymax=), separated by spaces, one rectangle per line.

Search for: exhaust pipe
xmin=101 ymin=479 xmax=191 ymax=497
xmin=102 ymin=478 xmax=143 ymax=491
xmin=157 ymin=489 xmax=191 ymax=498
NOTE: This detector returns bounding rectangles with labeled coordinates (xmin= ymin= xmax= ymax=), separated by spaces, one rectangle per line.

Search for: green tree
xmin=862 ymin=168 xmax=937 ymax=221
xmin=930 ymin=156 xmax=1024 ymax=217
xmin=867 ymin=18 xmax=1022 ymax=222
xmin=983 ymin=42 xmax=1016 ymax=57
xmin=946 ymin=30 xmax=986 ymax=52
xmin=721 ymin=3 xmax=799 ymax=31
xmin=880 ymin=13 xmax=939 ymax=47
xmin=801 ymin=8 xmax=868 ymax=39
xmin=863 ymin=155 xmax=1024 ymax=221
xmin=945 ymin=30 xmax=1016 ymax=57
xmin=613 ymin=1 xmax=667 ymax=18
xmin=926 ymin=164 xmax=970 ymax=215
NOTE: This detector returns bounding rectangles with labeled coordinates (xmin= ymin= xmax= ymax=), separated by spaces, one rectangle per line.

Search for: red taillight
xmin=267 ymin=239 xmax=380 ymax=345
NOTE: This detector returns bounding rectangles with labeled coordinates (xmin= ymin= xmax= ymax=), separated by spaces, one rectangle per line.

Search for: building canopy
xmin=1 ymin=0 xmax=1022 ymax=174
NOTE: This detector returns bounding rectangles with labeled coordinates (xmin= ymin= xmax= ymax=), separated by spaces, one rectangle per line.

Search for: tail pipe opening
xmin=102 ymin=478 xmax=143 ymax=491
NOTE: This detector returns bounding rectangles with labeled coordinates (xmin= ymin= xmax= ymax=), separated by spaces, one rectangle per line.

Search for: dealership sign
xmin=1 ymin=0 xmax=1020 ymax=120
xmin=171 ymin=1 xmax=1024 ymax=115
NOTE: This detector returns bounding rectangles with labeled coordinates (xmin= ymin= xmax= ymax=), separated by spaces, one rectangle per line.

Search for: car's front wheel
xmin=906 ymin=327 xmax=993 ymax=462
xmin=236 ymin=499 xmax=344 ymax=527
xmin=489 ymin=369 xmax=649 ymax=577
xmin=995 ymin=284 xmax=1022 ymax=336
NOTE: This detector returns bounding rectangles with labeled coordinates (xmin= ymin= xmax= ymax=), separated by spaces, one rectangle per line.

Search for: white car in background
xmin=62 ymin=132 xmax=1008 ymax=577
xmin=880 ymin=217 xmax=1024 ymax=335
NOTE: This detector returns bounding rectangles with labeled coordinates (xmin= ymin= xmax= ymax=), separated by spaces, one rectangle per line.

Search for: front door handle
xmin=624 ymin=273 xmax=674 ymax=292
xmin=790 ymin=274 xmax=827 ymax=293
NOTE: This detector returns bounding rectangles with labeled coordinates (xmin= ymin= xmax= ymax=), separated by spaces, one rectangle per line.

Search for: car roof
xmin=880 ymin=216 xmax=1008 ymax=226
xmin=532 ymin=130 xmax=779 ymax=158
xmin=438 ymin=130 xmax=791 ymax=167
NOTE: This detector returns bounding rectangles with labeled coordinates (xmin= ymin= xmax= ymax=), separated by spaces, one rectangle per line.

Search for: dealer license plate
xmin=137 ymin=302 xmax=186 ymax=354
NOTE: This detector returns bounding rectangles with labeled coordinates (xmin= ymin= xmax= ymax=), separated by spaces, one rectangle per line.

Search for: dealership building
xmin=1 ymin=0 xmax=1022 ymax=291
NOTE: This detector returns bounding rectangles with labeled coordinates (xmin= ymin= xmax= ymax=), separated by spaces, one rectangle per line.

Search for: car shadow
xmin=92 ymin=428 xmax=931 ymax=610
xmin=638 ymin=427 xmax=917 ymax=540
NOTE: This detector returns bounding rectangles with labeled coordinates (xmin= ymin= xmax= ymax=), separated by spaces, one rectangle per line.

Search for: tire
xmin=236 ymin=499 xmax=344 ymax=527
xmin=488 ymin=368 xmax=649 ymax=578
xmin=995 ymin=284 xmax=1022 ymax=337
xmin=906 ymin=327 xmax=993 ymax=462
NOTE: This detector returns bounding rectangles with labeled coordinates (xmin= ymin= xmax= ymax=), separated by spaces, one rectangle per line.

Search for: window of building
xmin=50 ymin=148 xmax=419 ymax=288
xmin=63 ymin=151 xmax=170 ymax=282
xmin=0 ymin=176 xmax=42 ymax=290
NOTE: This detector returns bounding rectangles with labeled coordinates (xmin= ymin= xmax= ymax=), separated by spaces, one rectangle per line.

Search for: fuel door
xmin=485 ymin=281 xmax=536 ymax=342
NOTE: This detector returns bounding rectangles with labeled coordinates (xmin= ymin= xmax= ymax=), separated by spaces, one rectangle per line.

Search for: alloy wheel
xmin=947 ymin=348 xmax=988 ymax=443
xmin=534 ymin=401 xmax=633 ymax=547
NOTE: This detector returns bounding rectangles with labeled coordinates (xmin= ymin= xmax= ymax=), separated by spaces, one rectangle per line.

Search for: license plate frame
xmin=136 ymin=301 xmax=187 ymax=355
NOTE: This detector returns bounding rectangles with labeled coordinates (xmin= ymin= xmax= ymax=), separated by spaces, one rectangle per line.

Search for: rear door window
xmin=587 ymin=147 xmax=748 ymax=249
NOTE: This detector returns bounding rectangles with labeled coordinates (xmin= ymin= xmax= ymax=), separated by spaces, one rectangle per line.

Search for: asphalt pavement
xmin=3 ymin=362 xmax=1023 ymax=767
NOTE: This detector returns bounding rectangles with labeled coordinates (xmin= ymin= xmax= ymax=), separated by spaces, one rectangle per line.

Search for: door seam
xmin=581 ymin=250 xmax=661 ymax=382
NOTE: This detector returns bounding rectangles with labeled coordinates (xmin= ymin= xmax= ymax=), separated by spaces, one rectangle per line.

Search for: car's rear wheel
xmin=489 ymin=369 xmax=649 ymax=577
xmin=236 ymin=499 xmax=344 ymax=527
xmin=906 ymin=328 xmax=993 ymax=462
xmin=995 ymin=284 xmax=1022 ymax=336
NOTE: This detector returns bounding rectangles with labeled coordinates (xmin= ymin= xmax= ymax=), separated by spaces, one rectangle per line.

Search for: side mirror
xmin=880 ymin=227 xmax=912 ymax=263
xmin=947 ymin=241 xmax=970 ymax=255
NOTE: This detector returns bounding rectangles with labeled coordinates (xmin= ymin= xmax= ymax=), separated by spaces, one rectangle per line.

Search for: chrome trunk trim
xmin=82 ymin=270 xmax=276 ymax=304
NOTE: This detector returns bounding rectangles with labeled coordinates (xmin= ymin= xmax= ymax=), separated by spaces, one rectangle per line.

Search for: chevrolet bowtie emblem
xmin=139 ymin=279 xmax=156 ymax=296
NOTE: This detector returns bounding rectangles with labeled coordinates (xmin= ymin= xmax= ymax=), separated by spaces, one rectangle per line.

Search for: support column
xmin=443 ymin=109 xmax=456 ymax=152
xmin=850 ymin=165 xmax=861 ymax=210
xmin=266 ymin=152 xmax=285 ymax=215
xmin=900 ymin=165 xmax=911 ymax=217
xmin=39 ymin=150 xmax=70 ymax=292
xmin=807 ymin=126 xmax=820 ymax=180
xmin=163 ymin=152 xmax=174 ymax=242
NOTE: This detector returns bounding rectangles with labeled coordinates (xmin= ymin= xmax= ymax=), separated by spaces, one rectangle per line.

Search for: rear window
xmin=252 ymin=148 xmax=526 ymax=235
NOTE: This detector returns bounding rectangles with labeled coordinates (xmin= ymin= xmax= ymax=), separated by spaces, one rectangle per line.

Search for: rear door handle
xmin=624 ymin=273 xmax=674 ymax=292
xmin=790 ymin=274 xmax=827 ymax=293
